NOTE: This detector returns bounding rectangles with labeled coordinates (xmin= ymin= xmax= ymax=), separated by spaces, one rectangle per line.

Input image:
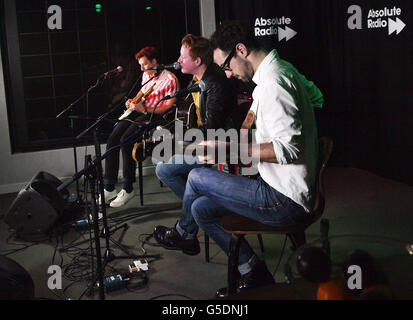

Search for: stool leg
xmin=228 ymin=234 xmax=242 ymax=295
xmin=287 ymin=231 xmax=306 ymax=251
xmin=320 ymin=219 xmax=330 ymax=259
xmin=257 ymin=234 xmax=264 ymax=253
xmin=204 ymin=234 xmax=210 ymax=263
xmin=138 ymin=161 xmax=144 ymax=206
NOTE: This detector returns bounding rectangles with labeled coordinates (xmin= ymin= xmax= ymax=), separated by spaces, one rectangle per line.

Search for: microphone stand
xmin=53 ymin=70 xmax=130 ymax=204
xmin=59 ymin=71 xmax=161 ymax=299
xmin=142 ymin=92 xmax=174 ymax=140
xmin=141 ymin=80 xmax=203 ymax=138
xmin=55 ymin=92 xmax=89 ymax=203
xmin=57 ymin=124 xmax=161 ymax=300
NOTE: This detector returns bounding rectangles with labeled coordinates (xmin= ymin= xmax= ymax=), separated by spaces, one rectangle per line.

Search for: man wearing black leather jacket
xmin=154 ymin=34 xmax=239 ymax=212
xmin=193 ymin=62 xmax=238 ymax=134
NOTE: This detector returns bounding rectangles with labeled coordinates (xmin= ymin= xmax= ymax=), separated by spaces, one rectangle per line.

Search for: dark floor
xmin=1 ymin=167 xmax=413 ymax=300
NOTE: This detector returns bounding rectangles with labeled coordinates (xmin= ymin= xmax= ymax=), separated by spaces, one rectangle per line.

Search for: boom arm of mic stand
xmin=61 ymin=72 xmax=161 ymax=188
xmin=76 ymin=71 xmax=160 ymax=140
xmin=57 ymin=74 xmax=106 ymax=119
xmin=56 ymin=93 xmax=87 ymax=119
xmin=143 ymin=99 xmax=166 ymax=140
xmin=57 ymin=126 xmax=150 ymax=193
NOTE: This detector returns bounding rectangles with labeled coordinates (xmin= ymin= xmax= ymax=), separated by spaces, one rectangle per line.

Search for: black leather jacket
xmin=194 ymin=63 xmax=239 ymax=133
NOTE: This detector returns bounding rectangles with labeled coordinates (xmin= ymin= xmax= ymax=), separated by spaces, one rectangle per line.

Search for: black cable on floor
xmin=51 ymin=235 xmax=59 ymax=265
xmin=0 ymin=232 xmax=39 ymax=256
xmin=149 ymin=293 xmax=194 ymax=300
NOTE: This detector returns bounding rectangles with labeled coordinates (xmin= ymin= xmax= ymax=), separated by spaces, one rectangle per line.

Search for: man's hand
xmin=196 ymin=140 xmax=234 ymax=164
xmin=195 ymin=140 xmax=263 ymax=166
xmin=125 ymin=98 xmax=133 ymax=108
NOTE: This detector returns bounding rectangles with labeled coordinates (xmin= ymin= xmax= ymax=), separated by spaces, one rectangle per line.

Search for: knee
xmin=187 ymin=167 xmax=208 ymax=186
xmin=106 ymin=132 xmax=119 ymax=148
xmin=155 ymin=162 xmax=168 ymax=181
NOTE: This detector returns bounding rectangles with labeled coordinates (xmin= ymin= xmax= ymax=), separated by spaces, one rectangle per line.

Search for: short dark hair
xmin=135 ymin=46 xmax=158 ymax=61
xmin=181 ymin=34 xmax=213 ymax=66
xmin=210 ymin=21 xmax=260 ymax=54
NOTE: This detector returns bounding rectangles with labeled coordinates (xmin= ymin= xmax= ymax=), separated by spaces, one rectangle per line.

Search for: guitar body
xmin=131 ymin=93 xmax=198 ymax=162
xmin=174 ymin=93 xmax=197 ymax=130
xmin=132 ymin=140 xmax=157 ymax=162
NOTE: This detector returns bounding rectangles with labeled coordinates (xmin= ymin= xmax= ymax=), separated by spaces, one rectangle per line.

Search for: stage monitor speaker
xmin=4 ymin=171 xmax=70 ymax=241
xmin=0 ymin=255 xmax=34 ymax=300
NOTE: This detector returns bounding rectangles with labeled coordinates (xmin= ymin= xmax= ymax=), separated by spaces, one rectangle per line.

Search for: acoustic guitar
xmin=131 ymin=127 xmax=205 ymax=163
xmin=131 ymin=93 xmax=197 ymax=162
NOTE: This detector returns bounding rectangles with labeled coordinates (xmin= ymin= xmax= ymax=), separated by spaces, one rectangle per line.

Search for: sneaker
xmin=98 ymin=189 xmax=118 ymax=205
xmin=153 ymin=224 xmax=200 ymax=255
xmin=216 ymin=260 xmax=275 ymax=298
xmin=109 ymin=189 xmax=136 ymax=208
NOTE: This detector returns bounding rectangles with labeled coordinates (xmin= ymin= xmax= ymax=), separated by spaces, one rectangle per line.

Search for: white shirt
xmin=250 ymin=50 xmax=321 ymax=212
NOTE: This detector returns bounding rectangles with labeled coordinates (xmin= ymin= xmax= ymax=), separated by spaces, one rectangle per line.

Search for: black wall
xmin=216 ymin=0 xmax=413 ymax=185
xmin=1 ymin=0 xmax=200 ymax=152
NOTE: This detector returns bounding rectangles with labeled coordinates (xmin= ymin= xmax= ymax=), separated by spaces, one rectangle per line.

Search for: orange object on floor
xmin=316 ymin=280 xmax=345 ymax=300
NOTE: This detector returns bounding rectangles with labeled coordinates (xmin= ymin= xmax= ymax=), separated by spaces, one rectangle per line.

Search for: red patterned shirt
xmin=141 ymin=70 xmax=179 ymax=111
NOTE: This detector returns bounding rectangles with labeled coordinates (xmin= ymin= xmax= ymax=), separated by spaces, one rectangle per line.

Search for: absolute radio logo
xmin=254 ymin=16 xmax=297 ymax=41
xmin=347 ymin=5 xmax=406 ymax=35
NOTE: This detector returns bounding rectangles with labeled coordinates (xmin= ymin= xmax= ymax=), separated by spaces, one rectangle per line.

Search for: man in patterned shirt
xmin=102 ymin=46 xmax=179 ymax=208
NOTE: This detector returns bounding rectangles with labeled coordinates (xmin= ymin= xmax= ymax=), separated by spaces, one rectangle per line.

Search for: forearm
xmin=147 ymin=98 xmax=176 ymax=114
xmin=248 ymin=142 xmax=278 ymax=163
xmin=198 ymin=140 xmax=279 ymax=165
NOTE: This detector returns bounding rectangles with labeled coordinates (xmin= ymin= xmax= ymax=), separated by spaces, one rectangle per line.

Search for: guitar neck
xmin=132 ymin=82 xmax=156 ymax=104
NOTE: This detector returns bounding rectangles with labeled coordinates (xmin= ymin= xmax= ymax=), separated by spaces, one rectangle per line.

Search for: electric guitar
xmin=118 ymin=82 xmax=156 ymax=120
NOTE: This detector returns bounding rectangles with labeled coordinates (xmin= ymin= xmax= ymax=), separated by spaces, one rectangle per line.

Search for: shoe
xmin=216 ymin=260 xmax=275 ymax=298
xmin=109 ymin=189 xmax=136 ymax=208
xmin=153 ymin=224 xmax=200 ymax=255
xmin=98 ymin=189 xmax=118 ymax=205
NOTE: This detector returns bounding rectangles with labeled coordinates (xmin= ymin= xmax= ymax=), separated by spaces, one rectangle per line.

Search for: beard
xmin=237 ymin=58 xmax=254 ymax=83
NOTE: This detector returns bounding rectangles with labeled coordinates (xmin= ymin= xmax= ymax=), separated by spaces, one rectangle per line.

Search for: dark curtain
xmin=216 ymin=0 xmax=413 ymax=185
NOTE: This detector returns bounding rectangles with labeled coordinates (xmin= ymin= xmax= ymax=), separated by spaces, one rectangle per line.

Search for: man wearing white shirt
xmin=153 ymin=21 xmax=323 ymax=297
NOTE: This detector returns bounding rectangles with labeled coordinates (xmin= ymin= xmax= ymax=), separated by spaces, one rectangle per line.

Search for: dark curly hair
xmin=210 ymin=21 xmax=260 ymax=54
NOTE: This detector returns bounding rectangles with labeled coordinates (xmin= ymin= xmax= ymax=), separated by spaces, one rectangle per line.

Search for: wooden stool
xmin=221 ymin=136 xmax=333 ymax=294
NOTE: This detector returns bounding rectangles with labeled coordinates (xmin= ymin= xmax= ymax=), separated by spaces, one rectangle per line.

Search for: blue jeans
xmin=177 ymin=167 xmax=310 ymax=273
xmin=155 ymin=154 xmax=206 ymax=200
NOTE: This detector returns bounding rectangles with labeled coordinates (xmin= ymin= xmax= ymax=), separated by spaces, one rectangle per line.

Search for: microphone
xmin=103 ymin=66 xmax=123 ymax=78
xmin=161 ymin=80 xmax=206 ymax=101
xmin=148 ymin=62 xmax=181 ymax=71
